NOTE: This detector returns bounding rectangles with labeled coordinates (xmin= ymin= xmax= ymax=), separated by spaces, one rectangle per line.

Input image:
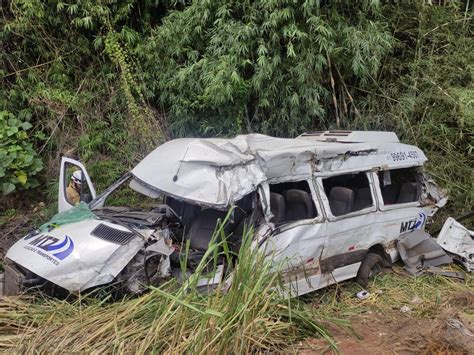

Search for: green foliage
xmin=1 ymin=0 xmax=472 ymax=221
xmin=353 ymin=1 xmax=474 ymax=225
xmin=104 ymin=31 xmax=162 ymax=150
xmin=0 ymin=111 xmax=43 ymax=195
xmin=140 ymin=0 xmax=394 ymax=136
xmin=1 ymin=0 xmax=162 ymax=198
xmin=0 ymin=208 xmax=17 ymax=227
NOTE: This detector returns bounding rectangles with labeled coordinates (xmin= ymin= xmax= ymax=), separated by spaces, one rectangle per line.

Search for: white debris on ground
xmin=437 ymin=217 xmax=473 ymax=272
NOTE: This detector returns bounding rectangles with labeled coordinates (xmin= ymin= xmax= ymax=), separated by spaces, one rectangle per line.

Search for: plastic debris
xmin=410 ymin=295 xmax=422 ymax=305
xmin=396 ymin=229 xmax=452 ymax=276
xmin=356 ymin=290 xmax=370 ymax=300
xmin=400 ymin=305 xmax=411 ymax=313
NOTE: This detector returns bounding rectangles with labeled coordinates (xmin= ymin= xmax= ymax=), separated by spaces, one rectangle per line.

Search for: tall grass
xmin=0 ymin=216 xmax=339 ymax=353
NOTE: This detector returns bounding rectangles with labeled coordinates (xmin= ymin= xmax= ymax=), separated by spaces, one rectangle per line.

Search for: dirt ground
xmin=1 ymin=212 xmax=473 ymax=354
xmin=296 ymin=287 xmax=474 ymax=355
xmin=298 ymin=305 xmax=474 ymax=354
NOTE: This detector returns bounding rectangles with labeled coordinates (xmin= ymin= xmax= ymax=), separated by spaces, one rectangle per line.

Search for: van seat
xmin=397 ymin=182 xmax=418 ymax=203
xmin=283 ymin=189 xmax=314 ymax=221
xmin=353 ymin=187 xmax=372 ymax=211
xmin=270 ymin=192 xmax=285 ymax=223
xmin=381 ymin=184 xmax=398 ymax=204
xmin=329 ymin=187 xmax=354 ymax=216
xmin=186 ymin=209 xmax=227 ymax=250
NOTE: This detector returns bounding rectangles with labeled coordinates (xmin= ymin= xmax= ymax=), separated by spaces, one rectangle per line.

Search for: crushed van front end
xmin=5 ymin=219 xmax=146 ymax=295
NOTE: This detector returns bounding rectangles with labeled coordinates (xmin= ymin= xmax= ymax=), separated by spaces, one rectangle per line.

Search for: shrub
xmin=0 ymin=110 xmax=43 ymax=195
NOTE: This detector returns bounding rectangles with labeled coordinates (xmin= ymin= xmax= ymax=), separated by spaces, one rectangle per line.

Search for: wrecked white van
xmin=4 ymin=131 xmax=447 ymax=297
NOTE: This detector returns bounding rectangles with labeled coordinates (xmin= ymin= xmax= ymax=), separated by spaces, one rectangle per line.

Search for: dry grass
xmin=306 ymin=264 xmax=473 ymax=317
xmin=299 ymin=265 xmax=474 ymax=354
xmin=2 ymin=265 xmax=472 ymax=354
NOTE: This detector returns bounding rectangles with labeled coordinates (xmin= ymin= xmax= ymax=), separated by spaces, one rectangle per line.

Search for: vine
xmin=104 ymin=30 xmax=162 ymax=152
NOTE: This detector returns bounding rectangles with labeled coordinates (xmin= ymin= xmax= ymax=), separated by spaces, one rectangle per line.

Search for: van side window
xmin=269 ymin=181 xmax=317 ymax=224
xmin=323 ymin=172 xmax=373 ymax=216
xmin=378 ymin=167 xmax=420 ymax=205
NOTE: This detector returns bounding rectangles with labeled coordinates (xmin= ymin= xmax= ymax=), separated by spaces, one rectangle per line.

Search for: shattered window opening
xmin=268 ymin=180 xmax=317 ymax=224
xmin=378 ymin=167 xmax=421 ymax=205
xmin=101 ymin=178 xmax=165 ymax=209
xmin=322 ymin=172 xmax=373 ymax=216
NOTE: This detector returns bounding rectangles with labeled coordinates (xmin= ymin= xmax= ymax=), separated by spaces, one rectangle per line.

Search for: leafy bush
xmin=141 ymin=0 xmax=394 ymax=136
xmin=1 ymin=0 xmax=472 ymax=220
xmin=0 ymin=111 xmax=43 ymax=195
xmin=355 ymin=1 xmax=474 ymax=225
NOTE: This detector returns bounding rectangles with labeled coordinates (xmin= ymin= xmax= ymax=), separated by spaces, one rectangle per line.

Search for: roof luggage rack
xmin=298 ymin=130 xmax=399 ymax=143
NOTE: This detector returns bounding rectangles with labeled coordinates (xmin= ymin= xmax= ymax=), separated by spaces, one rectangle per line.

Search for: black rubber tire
xmin=356 ymin=252 xmax=384 ymax=288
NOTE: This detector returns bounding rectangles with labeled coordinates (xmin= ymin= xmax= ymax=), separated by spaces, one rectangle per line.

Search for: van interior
xmin=266 ymin=167 xmax=421 ymax=221
xmin=269 ymin=181 xmax=317 ymax=224
xmin=323 ymin=172 xmax=373 ymax=216
xmin=378 ymin=167 xmax=420 ymax=205
xmin=165 ymin=193 xmax=256 ymax=268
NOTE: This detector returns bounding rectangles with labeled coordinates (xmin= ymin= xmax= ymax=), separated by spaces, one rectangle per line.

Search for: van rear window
xmin=378 ymin=167 xmax=420 ymax=205
xmin=323 ymin=172 xmax=373 ymax=216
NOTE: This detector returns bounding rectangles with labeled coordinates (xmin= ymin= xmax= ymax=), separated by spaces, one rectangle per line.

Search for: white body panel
xmin=437 ymin=217 xmax=473 ymax=272
xmin=131 ymin=133 xmax=427 ymax=209
xmin=261 ymin=172 xmax=432 ymax=296
xmin=6 ymin=219 xmax=144 ymax=291
xmin=265 ymin=209 xmax=428 ymax=296
xmin=263 ymin=223 xmax=326 ymax=267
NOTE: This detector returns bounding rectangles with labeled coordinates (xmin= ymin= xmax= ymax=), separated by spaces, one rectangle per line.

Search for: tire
xmin=356 ymin=252 xmax=384 ymax=288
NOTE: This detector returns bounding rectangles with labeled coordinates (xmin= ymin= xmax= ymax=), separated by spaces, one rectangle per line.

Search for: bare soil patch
xmin=298 ymin=288 xmax=473 ymax=354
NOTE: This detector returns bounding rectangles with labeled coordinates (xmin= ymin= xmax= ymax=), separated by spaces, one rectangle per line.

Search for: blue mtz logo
xmin=400 ymin=212 xmax=426 ymax=233
xmin=24 ymin=234 xmax=75 ymax=261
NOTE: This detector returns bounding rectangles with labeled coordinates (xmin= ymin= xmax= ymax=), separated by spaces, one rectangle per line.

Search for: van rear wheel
xmin=356 ymin=252 xmax=384 ymax=288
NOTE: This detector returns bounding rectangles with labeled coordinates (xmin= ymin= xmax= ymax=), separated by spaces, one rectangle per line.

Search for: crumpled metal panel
xmin=131 ymin=137 xmax=266 ymax=208
xmin=421 ymin=174 xmax=448 ymax=209
xmin=131 ymin=133 xmax=427 ymax=208
xmin=299 ymin=130 xmax=400 ymax=143
xmin=437 ymin=217 xmax=473 ymax=272
xmin=5 ymin=219 xmax=144 ymax=292
xmin=397 ymin=229 xmax=452 ymax=275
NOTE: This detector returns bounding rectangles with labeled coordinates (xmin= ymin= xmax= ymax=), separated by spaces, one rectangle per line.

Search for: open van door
xmin=58 ymin=157 xmax=96 ymax=212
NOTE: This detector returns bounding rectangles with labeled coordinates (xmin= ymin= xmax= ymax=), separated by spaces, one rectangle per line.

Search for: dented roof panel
xmin=131 ymin=133 xmax=427 ymax=207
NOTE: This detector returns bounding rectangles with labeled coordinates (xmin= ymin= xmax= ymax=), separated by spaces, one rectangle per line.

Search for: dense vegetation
xmin=1 ymin=0 xmax=473 ymax=221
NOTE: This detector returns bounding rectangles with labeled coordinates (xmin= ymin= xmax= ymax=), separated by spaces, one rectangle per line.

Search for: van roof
xmin=299 ymin=130 xmax=400 ymax=143
xmin=131 ymin=132 xmax=426 ymax=208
